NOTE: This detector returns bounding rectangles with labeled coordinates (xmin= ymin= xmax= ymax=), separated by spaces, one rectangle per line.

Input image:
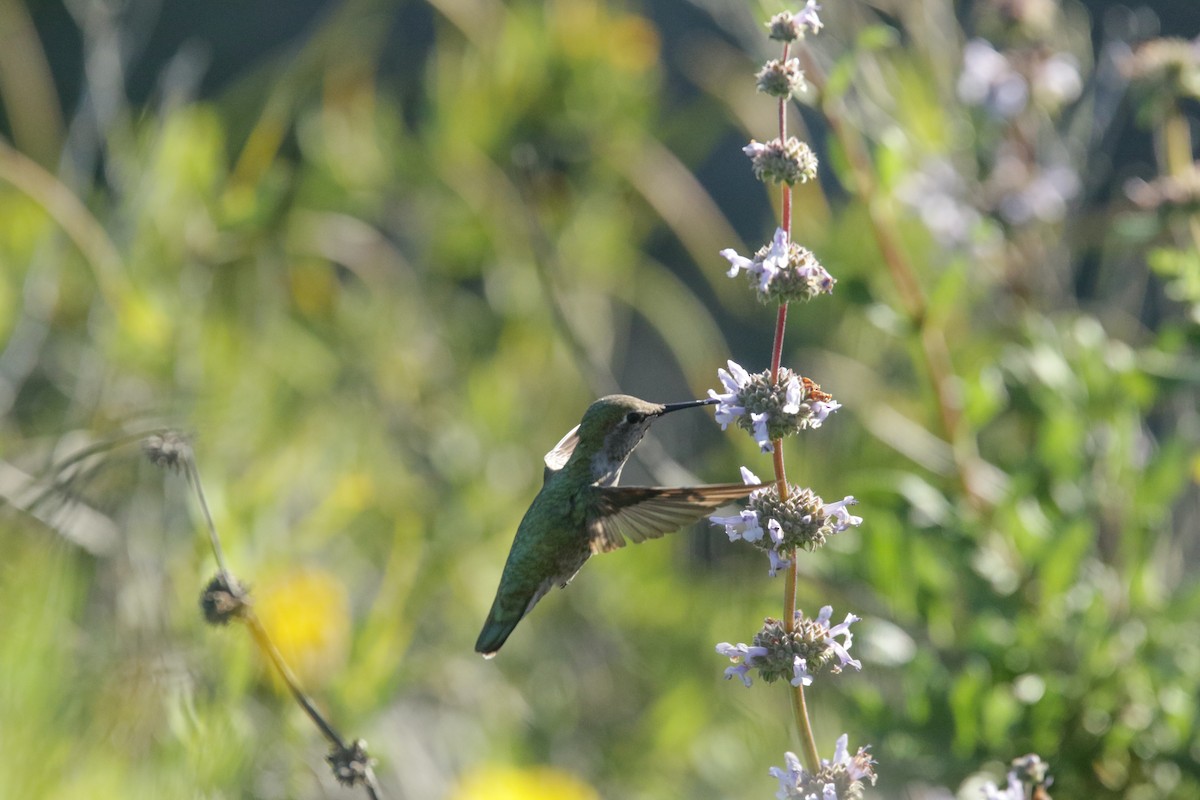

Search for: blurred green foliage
xmin=1 ymin=0 xmax=1198 ymax=798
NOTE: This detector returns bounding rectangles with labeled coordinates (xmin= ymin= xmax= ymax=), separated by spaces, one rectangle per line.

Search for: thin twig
xmin=151 ymin=435 xmax=383 ymax=799
xmin=183 ymin=460 xmax=232 ymax=580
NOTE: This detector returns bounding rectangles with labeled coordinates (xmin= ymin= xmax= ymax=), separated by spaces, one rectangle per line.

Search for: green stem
xmin=790 ymin=663 xmax=822 ymax=770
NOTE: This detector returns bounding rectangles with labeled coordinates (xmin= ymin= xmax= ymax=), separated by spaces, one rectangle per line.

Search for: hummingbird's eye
xmin=625 ymin=412 xmax=645 ymax=425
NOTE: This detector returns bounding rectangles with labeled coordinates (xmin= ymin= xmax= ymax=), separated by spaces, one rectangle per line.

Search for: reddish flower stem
xmin=771 ymin=38 xmax=821 ymax=775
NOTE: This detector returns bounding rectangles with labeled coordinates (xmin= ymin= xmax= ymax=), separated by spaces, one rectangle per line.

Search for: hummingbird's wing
xmin=586 ymin=483 xmax=763 ymax=554
xmin=542 ymin=424 xmax=581 ymax=483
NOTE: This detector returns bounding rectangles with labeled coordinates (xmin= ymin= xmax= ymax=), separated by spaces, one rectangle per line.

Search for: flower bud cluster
xmin=709 ymin=360 xmax=840 ymax=453
xmin=770 ymin=734 xmax=877 ymax=800
xmin=743 ymin=138 xmax=818 ymax=186
xmin=767 ymin=1 xmax=824 ymax=43
xmin=200 ymin=572 xmax=247 ymax=625
xmin=711 ymin=465 xmax=860 ymax=575
xmin=715 ymin=606 xmax=860 ymax=689
xmin=756 ymin=58 xmax=806 ymax=98
xmin=722 ymin=228 xmax=834 ymax=306
xmin=144 ymin=431 xmax=192 ymax=472
xmin=328 ymin=739 xmax=376 ymax=789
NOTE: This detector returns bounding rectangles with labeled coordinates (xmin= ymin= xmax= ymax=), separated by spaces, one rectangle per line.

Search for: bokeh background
xmin=1 ymin=0 xmax=1198 ymax=797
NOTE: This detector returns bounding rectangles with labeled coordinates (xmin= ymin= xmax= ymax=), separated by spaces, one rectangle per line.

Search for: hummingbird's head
xmin=579 ymin=394 xmax=716 ymax=485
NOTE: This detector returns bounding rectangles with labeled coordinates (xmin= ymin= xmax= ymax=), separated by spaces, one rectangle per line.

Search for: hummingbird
xmin=475 ymin=394 xmax=761 ymax=657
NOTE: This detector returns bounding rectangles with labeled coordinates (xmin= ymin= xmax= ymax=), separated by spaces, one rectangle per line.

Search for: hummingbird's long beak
xmin=657 ymin=397 xmax=719 ymax=416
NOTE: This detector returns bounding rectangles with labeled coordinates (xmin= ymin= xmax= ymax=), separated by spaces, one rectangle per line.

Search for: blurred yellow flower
xmin=253 ymin=568 xmax=350 ymax=690
xmin=449 ymin=765 xmax=601 ymax=800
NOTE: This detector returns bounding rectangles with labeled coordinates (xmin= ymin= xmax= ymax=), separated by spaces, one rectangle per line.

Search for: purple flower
xmin=791 ymin=655 xmax=813 ymax=687
xmin=750 ymin=412 xmax=772 ymax=452
xmin=823 ymin=496 xmax=863 ymax=530
xmin=710 ymin=467 xmax=768 ymax=543
xmin=742 ymin=141 xmax=769 ymax=160
xmin=782 ymin=375 xmax=803 ymax=414
xmin=708 ymin=359 xmax=751 ymax=428
xmin=958 ymin=38 xmax=1028 ymax=118
xmin=829 ymin=733 xmax=875 ymax=782
xmin=707 ymin=361 xmax=840 ymax=453
xmin=710 ymin=507 xmax=765 ymax=543
xmin=795 ymin=0 xmax=823 ymax=35
xmin=767 ymin=547 xmax=791 ymax=577
xmin=817 ymin=605 xmax=862 ymax=671
xmin=768 ymin=751 xmax=806 ymax=799
xmin=981 ymin=771 xmax=1024 ymax=800
xmin=715 ymin=641 xmax=769 ymax=687
xmin=808 ymin=398 xmax=841 ymax=427
xmin=720 ymin=249 xmax=754 ymax=279
xmin=769 ymin=735 xmax=875 ymax=799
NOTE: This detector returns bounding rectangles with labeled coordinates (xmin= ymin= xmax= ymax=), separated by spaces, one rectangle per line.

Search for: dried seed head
xmin=143 ymin=431 xmax=192 ymax=472
xmin=756 ymin=58 xmax=807 ymax=98
xmin=766 ymin=2 xmax=823 ymax=43
xmin=200 ymin=572 xmax=248 ymax=625
xmin=743 ymin=137 xmax=819 ymax=186
xmin=328 ymin=739 xmax=375 ymax=788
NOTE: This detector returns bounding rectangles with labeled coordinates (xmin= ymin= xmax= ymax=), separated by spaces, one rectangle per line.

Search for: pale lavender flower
xmin=769 ymin=735 xmax=876 ymax=799
xmin=750 ymin=412 xmax=772 ymax=451
xmin=829 ymin=733 xmax=876 ymax=782
xmin=1033 ymin=53 xmax=1082 ymax=108
xmin=720 ymin=248 xmax=755 ymax=280
xmin=824 ymin=496 xmax=863 ymax=530
xmin=810 ymin=397 xmax=841 ymax=424
xmin=791 ymin=655 xmax=813 ymax=687
xmin=742 ymin=140 xmax=769 ymax=159
xmin=767 ymin=518 xmax=784 ymax=544
xmin=782 ymin=375 xmax=803 ymax=414
xmin=767 ymin=547 xmax=791 ymax=577
xmin=818 ymin=606 xmax=862 ymax=671
xmin=710 ymin=466 xmax=768 ymax=543
xmin=981 ymin=771 xmax=1024 ymax=800
xmin=715 ymin=641 xmax=769 ymax=687
xmin=764 ymin=227 xmax=790 ymax=268
xmin=709 ymin=359 xmax=751 ymax=428
xmin=709 ymin=467 xmax=796 ymax=575
xmin=710 ymin=507 xmax=765 ymax=543
xmin=895 ymin=157 xmax=983 ymax=248
xmin=769 ymin=752 xmax=806 ymax=799
xmin=958 ymin=38 xmax=1028 ymax=117
xmin=997 ymin=163 xmax=1080 ymax=225
xmin=795 ymin=0 xmax=823 ymax=35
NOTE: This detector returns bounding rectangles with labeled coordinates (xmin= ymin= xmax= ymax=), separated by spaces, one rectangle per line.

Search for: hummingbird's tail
xmin=474 ymin=611 xmax=520 ymax=659
xmin=476 ymin=580 xmax=557 ymax=658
